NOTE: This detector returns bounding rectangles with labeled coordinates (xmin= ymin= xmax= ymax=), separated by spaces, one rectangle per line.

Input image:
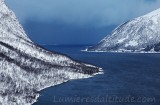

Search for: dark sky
xmin=5 ymin=0 xmax=160 ymax=45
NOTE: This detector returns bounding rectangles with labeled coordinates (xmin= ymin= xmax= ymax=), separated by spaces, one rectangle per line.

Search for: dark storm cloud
xmin=5 ymin=0 xmax=160 ymax=27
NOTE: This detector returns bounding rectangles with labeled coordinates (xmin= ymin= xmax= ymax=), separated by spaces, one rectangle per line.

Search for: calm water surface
xmin=33 ymin=45 xmax=160 ymax=105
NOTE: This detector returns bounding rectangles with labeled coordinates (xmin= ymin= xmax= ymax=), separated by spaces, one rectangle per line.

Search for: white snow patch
xmin=117 ymin=38 xmax=126 ymax=43
xmin=125 ymin=41 xmax=138 ymax=47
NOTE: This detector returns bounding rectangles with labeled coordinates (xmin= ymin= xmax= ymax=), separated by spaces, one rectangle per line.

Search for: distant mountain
xmin=86 ymin=8 xmax=160 ymax=53
xmin=0 ymin=0 xmax=101 ymax=105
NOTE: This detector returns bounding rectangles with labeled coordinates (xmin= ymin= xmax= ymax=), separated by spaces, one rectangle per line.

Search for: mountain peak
xmin=144 ymin=8 xmax=160 ymax=17
xmin=0 ymin=0 xmax=32 ymax=45
xmin=87 ymin=8 xmax=160 ymax=53
xmin=0 ymin=1 xmax=100 ymax=105
xmin=140 ymin=8 xmax=160 ymax=24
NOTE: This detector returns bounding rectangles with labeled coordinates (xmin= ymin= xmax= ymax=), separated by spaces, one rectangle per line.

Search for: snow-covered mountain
xmin=87 ymin=8 xmax=160 ymax=53
xmin=0 ymin=0 xmax=101 ymax=105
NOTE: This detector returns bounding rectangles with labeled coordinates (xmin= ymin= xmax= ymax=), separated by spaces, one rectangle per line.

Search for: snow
xmin=87 ymin=7 xmax=160 ymax=53
xmin=117 ymin=38 xmax=127 ymax=43
xmin=0 ymin=1 xmax=101 ymax=105
xmin=125 ymin=41 xmax=138 ymax=47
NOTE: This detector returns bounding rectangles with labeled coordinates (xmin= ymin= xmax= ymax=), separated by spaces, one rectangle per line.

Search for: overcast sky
xmin=5 ymin=0 xmax=160 ymax=44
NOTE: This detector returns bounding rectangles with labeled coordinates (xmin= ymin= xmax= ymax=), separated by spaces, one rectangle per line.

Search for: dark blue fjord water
xmin=34 ymin=45 xmax=160 ymax=105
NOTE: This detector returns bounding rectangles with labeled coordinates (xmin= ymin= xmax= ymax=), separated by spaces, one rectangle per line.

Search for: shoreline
xmin=32 ymin=68 xmax=103 ymax=105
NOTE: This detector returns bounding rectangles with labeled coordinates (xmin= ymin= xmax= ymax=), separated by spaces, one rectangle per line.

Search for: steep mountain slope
xmin=87 ymin=8 xmax=160 ymax=53
xmin=0 ymin=0 xmax=101 ymax=105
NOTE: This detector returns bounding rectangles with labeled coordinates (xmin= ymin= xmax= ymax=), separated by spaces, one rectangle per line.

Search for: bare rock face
xmin=0 ymin=1 xmax=100 ymax=105
xmin=87 ymin=8 xmax=160 ymax=53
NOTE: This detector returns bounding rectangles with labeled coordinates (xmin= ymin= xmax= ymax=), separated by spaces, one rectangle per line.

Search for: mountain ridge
xmin=0 ymin=1 xmax=101 ymax=105
xmin=86 ymin=8 xmax=160 ymax=53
